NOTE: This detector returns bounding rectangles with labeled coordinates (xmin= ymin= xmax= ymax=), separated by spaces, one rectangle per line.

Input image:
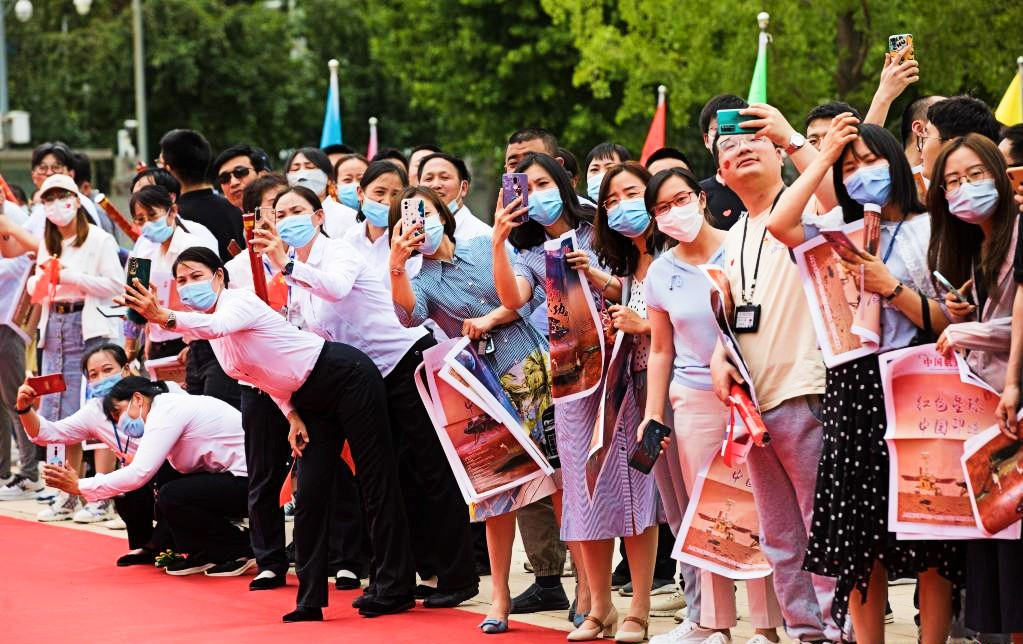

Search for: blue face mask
xmin=141 ymin=215 xmax=174 ymax=243
xmin=528 ymin=188 xmax=564 ymax=226
xmin=117 ymin=397 xmax=145 ymax=439
xmin=586 ymin=172 xmax=605 ymax=202
xmin=844 ymin=163 xmax=892 ymax=206
xmin=362 ymin=198 xmax=390 ymax=228
xmin=87 ymin=373 xmax=123 ymax=400
xmin=338 ymin=182 xmax=361 ymax=210
xmin=447 ymin=199 xmax=460 ymax=214
xmin=607 ymin=198 xmax=651 ymax=238
xmin=178 ymin=279 xmax=219 ymax=312
xmin=419 ymin=216 xmax=446 ymax=255
xmin=276 ymin=214 xmax=318 ymax=248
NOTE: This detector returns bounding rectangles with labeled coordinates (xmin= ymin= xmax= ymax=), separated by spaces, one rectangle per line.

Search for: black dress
xmin=803 ymin=354 xmax=963 ymax=629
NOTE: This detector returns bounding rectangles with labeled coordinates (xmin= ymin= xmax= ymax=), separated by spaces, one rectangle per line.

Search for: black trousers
xmin=156 ymin=472 xmax=251 ymax=562
xmin=240 ymin=386 xmax=370 ymax=577
xmin=185 ymin=340 xmax=241 ymax=410
xmin=113 ymin=461 xmax=180 ymax=551
xmin=290 ymin=341 xmax=415 ymax=609
xmin=385 ymin=335 xmax=477 ymax=592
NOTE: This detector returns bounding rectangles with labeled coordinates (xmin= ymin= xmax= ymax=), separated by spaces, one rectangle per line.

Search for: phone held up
xmin=888 ymin=33 xmax=914 ymax=63
xmin=400 ymin=197 xmax=426 ymax=255
xmin=715 ymin=108 xmax=759 ymax=136
xmin=502 ymin=173 xmax=530 ymax=224
xmin=1007 ymin=166 xmax=1023 ymax=192
xmin=125 ymin=256 xmax=152 ymax=325
xmin=27 ymin=373 xmax=66 ymax=395
xmin=628 ymin=419 xmax=672 ymax=474
xmin=46 ymin=443 xmax=66 ymax=467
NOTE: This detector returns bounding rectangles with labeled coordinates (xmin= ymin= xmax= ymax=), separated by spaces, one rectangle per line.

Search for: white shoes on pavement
xmin=0 ymin=474 xmax=45 ymax=500
xmin=37 ymin=491 xmax=81 ymax=521
xmin=73 ymin=499 xmax=113 ymax=523
xmin=650 ymin=619 xmax=715 ymax=644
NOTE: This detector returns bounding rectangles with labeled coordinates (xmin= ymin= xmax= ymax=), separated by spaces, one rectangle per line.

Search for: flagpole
xmin=367 ymin=116 xmax=378 ymax=159
xmin=1018 ymin=56 xmax=1023 ymax=116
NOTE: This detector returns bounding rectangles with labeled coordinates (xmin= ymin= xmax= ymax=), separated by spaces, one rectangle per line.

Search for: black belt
xmin=51 ymin=301 xmax=85 ymax=314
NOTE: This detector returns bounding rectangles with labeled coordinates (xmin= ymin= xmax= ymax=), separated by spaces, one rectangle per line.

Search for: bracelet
xmin=601 ymin=275 xmax=616 ymax=293
xmin=390 ymin=266 xmax=406 ymax=276
xmin=16 ymin=405 xmax=33 ymax=415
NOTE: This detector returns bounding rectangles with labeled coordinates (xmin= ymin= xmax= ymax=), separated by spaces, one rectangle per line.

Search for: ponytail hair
xmin=102 ymin=376 xmax=169 ymax=420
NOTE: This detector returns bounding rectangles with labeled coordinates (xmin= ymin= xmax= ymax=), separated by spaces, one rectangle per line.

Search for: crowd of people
xmin=1 ymin=44 xmax=1023 ymax=644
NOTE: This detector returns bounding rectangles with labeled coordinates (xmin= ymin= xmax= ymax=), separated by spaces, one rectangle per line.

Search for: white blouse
xmin=322 ymin=196 xmax=359 ymax=239
xmin=26 ymin=223 xmax=122 ymax=346
xmin=78 ymin=392 xmax=246 ymax=502
xmin=172 ymin=288 xmax=324 ymax=416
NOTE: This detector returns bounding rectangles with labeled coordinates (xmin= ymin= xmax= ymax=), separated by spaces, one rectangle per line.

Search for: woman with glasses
xmin=641 ymin=167 xmax=783 ymax=644
xmin=928 ymin=134 xmax=1023 ymax=641
xmin=767 ymin=117 xmax=961 ymax=643
xmin=128 ymin=186 xmax=217 ymax=360
xmin=388 ymin=184 xmax=552 ymax=634
xmin=284 ymin=147 xmax=356 ymax=238
xmin=22 ymin=174 xmax=122 ymax=523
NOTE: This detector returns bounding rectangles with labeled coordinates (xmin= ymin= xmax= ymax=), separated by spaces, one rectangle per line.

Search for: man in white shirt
xmin=417 ymin=152 xmax=493 ymax=241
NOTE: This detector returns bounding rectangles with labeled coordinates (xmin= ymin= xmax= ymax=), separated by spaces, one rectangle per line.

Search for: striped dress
xmin=513 ymin=221 xmax=659 ymax=541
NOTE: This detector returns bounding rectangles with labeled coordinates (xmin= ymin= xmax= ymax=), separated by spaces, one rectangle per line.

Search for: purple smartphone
xmin=502 ymin=173 xmax=529 ymax=223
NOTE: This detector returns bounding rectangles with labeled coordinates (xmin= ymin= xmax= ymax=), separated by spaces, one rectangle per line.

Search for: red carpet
xmin=0 ymin=515 xmax=566 ymax=642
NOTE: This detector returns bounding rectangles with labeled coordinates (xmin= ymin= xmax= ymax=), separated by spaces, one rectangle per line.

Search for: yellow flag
xmin=995 ymin=70 xmax=1022 ymax=125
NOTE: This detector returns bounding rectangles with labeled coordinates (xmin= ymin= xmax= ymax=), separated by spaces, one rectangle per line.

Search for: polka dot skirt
xmin=802 ymin=354 xmax=963 ymax=630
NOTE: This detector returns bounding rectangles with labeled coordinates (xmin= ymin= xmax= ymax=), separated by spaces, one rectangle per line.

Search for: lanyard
xmin=739 ymin=189 xmax=785 ymax=305
xmin=881 ymin=217 xmax=905 ymax=264
xmin=111 ymin=421 xmax=131 ymax=464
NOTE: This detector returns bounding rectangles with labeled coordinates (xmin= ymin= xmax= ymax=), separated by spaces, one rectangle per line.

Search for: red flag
xmin=0 ymin=172 xmax=18 ymax=205
xmin=639 ymin=85 xmax=668 ymax=166
xmin=31 ymin=258 xmax=60 ymax=305
xmin=267 ymin=272 xmax=289 ymax=312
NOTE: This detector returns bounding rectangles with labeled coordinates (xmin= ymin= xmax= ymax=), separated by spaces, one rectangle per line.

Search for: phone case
xmin=254 ymin=206 xmax=276 ymax=228
xmin=628 ymin=420 xmax=671 ymax=474
xmin=715 ymin=108 xmax=758 ymax=135
xmin=27 ymin=373 xmax=66 ymax=395
xmin=400 ymin=198 xmax=425 ymax=256
xmin=502 ymin=173 xmax=530 ymax=223
xmin=1007 ymin=166 xmax=1023 ymax=190
xmin=46 ymin=443 xmax=66 ymax=466
xmin=888 ymin=34 xmax=914 ymax=61
xmin=126 ymin=256 xmax=152 ymax=326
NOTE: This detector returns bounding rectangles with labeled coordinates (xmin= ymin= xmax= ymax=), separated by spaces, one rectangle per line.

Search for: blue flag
xmin=320 ymin=60 xmax=343 ymax=147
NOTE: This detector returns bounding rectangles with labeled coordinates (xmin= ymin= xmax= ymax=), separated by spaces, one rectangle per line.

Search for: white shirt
xmin=342 ymin=220 xmax=422 ymax=283
xmin=132 ymin=219 xmax=219 ymax=260
xmin=173 ymin=288 xmax=324 ymax=416
xmin=27 ymin=224 xmax=122 ymax=346
xmin=287 ymin=235 xmax=427 ymax=377
xmin=322 ymin=196 xmax=358 ymax=239
xmin=0 ymin=201 xmax=32 ymax=337
xmin=77 ymin=392 xmax=246 ymax=502
xmin=130 ymin=226 xmax=218 ymax=343
xmin=453 ymin=205 xmax=493 ymax=241
xmin=30 ymin=382 xmax=185 ymax=455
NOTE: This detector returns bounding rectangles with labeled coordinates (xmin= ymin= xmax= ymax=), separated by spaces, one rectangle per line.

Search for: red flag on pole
xmin=639 ymin=85 xmax=668 ymax=166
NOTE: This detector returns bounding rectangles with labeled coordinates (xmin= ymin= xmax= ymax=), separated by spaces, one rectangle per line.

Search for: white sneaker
xmin=744 ymin=636 xmax=771 ymax=644
xmin=650 ymin=619 xmax=715 ymax=644
xmin=674 ymin=607 xmax=687 ymax=623
xmin=703 ymin=634 xmax=732 ymax=644
xmin=36 ymin=486 xmax=57 ymax=503
xmin=651 ymin=589 xmax=686 ymax=616
xmin=0 ymin=474 xmax=44 ymax=500
xmin=73 ymin=500 xmax=113 ymax=523
xmin=104 ymin=516 xmax=127 ymax=530
xmin=283 ymin=497 xmax=295 ymax=522
xmin=37 ymin=492 xmax=80 ymax=522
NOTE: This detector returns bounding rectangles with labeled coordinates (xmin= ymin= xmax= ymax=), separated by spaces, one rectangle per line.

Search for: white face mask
xmin=656 ymin=202 xmax=704 ymax=243
xmin=287 ymin=168 xmax=329 ymax=197
xmin=44 ymin=197 xmax=78 ymax=227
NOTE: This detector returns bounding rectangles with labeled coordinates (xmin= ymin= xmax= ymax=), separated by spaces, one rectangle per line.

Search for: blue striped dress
xmin=512 ymin=221 xmax=659 ymax=541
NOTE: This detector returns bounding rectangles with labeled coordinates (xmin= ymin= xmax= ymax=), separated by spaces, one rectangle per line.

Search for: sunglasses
xmin=217 ymin=166 xmax=252 ymax=185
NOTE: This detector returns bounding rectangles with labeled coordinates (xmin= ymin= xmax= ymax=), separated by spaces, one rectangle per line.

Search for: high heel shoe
xmin=478 ymin=618 xmax=509 ymax=634
xmin=567 ymin=607 xmax=618 ymax=641
xmin=614 ymin=616 xmax=648 ymax=643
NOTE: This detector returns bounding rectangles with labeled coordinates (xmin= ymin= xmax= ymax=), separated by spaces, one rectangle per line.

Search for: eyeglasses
xmin=132 ymin=208 xmax=170 ymax=226
xmin=942 ymin=164 xmax=991 ymax=193
xmin=603 ymin=190 xmax=644 ymax=212
xmin=716 ymin=134 xmax=770 ymax=154
xmin=33 ymin=163 xmax=66 ymax=175
xmin=652 ymin=191 xmax=696 ymax=217
xmin=217 ymin=166 xmax=253 ymax=185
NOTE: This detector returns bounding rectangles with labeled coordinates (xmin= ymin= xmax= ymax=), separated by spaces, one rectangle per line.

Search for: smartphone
xmin=933 ymin=270 xmax=967 ymax=303
xmin=628 ymin=419 xmax=672 ymax=474
xmin=27 ymin=373 xmax=66 ymax=395
xmin=502 ymin=173 xmax=530 ymax=224
xmin=1008 ymin=166 xmax=1023 ymax=191
xmin=254 ymin=206 xmax=276 ymax=229
xmin=126 ymin=256 xmax=152 ymax=325
xmin=97 ymin=305 xmax=128 ymax=319
xmin=888 ymin=33 xmax=914 ymax=62
xmin=400 ymin=197 xmax=426 ymax=255
xmin=715 ymin=108 xmax=759 ymax=135
xmin=539 ymin=406 xmax=560 ymax=469
xmin=46 ymin=443 xmax=66 ymax=466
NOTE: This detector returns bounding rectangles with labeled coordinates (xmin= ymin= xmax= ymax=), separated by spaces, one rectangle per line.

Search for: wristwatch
xmin=884 ymin=282 xmax=904 ymax=302
xmin=283 ymin=260 xmax=295 ymax=276
xmin=785 ymin=132 xmax=807 ymax=156
xmin=163 ymin=311 xmax=177 ymax=330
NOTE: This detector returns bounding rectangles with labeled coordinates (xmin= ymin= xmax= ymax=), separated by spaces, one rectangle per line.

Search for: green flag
xmin=748 ymin=31 xmax=768 ymax=104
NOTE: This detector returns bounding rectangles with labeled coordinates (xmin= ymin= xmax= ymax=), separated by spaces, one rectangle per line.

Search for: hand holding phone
xmin=502 ymin=173 xmax=530 ymax=224
xmin=932 ymin=270 xmax=967 ymax=304
xmin=46 ymin=443 xmax=66 ymax=466
xmin=27 ymin=373 xmax=66 ymax=395
xmin=888 ymin=33 xmax=915 ymax=63
xmin=125 ymin=257 xmax=152 ymax=325
xmin=1007 ymin=166 xmax=1023 ymax=193
xmin=628 ymin=419 xmax=672 ymax=474
xmin=400 ymin=198 xmax=426 ymax=256
xmin=715 ymin=108 xmax=759 ymax=136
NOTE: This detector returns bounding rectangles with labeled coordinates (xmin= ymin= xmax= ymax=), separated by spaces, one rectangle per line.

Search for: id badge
xmin=478 ymin=335 xmax=495 ymax=355
xmin=733 ymin=304 xmax=761 ymax=334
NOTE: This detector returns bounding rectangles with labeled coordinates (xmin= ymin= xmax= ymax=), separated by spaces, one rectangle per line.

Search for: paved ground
xmin=0 ymin=489 xmax=924 ymax=642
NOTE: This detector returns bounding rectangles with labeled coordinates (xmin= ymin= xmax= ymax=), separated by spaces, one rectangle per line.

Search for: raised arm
xmin=491 ymin=194 xmax=534 ymax=310
xmin=864 ymin=50 xmax=919 ymax=127
xmin=389 ymin=219 xmax=423 ymax=318
xmin=768 ymin=113 xmax=860 ymax=247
